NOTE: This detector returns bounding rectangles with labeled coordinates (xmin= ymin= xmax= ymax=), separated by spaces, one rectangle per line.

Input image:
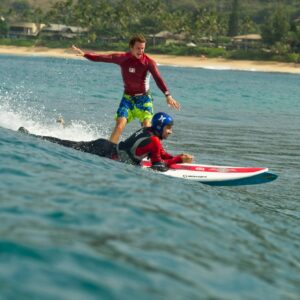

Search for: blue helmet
xmin=151 ymin=112 xmax=174 ymax=137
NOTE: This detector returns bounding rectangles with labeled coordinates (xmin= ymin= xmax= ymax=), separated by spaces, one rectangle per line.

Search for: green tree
xmin=134 ymin=0 xmax=167 ymax=34
xmin=240 ymin=16 xmax=258 ymax=34
xmin=228 ymin=0 xmax=239 ymax=36
xmin=194 ymin=10 xmax=219 ymax=39
xmin=4 ymin=0 xmax=31 ymax=21
xmin=288 ymin=20 xmax=300 ymax=52
xmin=11 ymin=0 xmax=30 ymax=13
xmin=45 ymin=0 xmax=74 ymax=25
xmin=261 ymin=6 xmax=290 ymax=45
xmin=0 ymin=17 xmax=8 ymax=36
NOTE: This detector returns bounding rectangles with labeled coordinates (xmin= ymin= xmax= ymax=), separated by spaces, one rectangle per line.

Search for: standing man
xmin=72 ymin=34 xmax=180 ymax=144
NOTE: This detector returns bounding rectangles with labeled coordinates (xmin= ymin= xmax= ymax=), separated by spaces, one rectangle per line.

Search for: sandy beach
xmin=1 ymin=45 xmax=300 ymax=74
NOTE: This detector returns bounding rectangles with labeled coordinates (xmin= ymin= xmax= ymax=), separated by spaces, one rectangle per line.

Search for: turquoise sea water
xmin=0 ymin=54 xmax=299 ymax=300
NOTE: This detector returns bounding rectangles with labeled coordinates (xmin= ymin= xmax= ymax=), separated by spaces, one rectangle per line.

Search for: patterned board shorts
xmin=115 ymin=93 xmax=154 ymax=123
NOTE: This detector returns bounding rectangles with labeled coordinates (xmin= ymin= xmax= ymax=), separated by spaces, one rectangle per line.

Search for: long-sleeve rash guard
xmin=135 ymin=135 xmax=182 ymax=167
xmin=84 ymin=52 xmax=169 ymax=96
xmin=118 ymin=127 xmax=182 ymax=167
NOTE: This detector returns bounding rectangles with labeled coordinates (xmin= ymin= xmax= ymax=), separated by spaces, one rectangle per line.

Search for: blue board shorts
xmin=115 ymin=93 xmax=154 ymax=123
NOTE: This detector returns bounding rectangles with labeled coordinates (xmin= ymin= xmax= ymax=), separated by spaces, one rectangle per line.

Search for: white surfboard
xmin=141 ymin=161 xmax=277 ymax=186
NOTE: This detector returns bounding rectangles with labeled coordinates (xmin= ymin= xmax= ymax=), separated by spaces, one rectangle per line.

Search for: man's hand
xmin=72 ymin=45 xmax=85 ymax=56
xmin=166 ymin=95 xmax=181 ymax=110
xmin=180 ymin=153 xmax=194 ymax=163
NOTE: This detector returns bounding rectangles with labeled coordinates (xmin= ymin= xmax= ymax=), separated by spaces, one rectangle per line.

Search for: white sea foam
xmin=0 ymin=96 xmax=106 ymax=141
xmin=158 ymin=62 xmax=259 ymax=72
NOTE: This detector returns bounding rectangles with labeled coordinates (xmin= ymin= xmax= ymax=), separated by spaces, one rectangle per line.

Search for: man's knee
xmin=142 ymin=119 xmax=152 ymax=127
xmin=114 ymin=124 xmax=124 ymax=133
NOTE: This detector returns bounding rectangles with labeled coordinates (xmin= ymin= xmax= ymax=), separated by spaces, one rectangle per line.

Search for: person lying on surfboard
xmin=72 ymin=34 xmax=180 ymax=144
xmin=18 ymin=112 xmax=193 ymax=172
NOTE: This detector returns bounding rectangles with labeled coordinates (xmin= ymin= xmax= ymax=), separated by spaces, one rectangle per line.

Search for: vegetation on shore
xmin=0 ymin=0 xmax=299 ymax=62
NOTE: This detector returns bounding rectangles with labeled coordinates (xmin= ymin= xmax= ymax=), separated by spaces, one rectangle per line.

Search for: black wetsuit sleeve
xmin=31 ymin=135 xmax=83 ymax=149
xmin=28 ymin=134 xmax=116 ymax=158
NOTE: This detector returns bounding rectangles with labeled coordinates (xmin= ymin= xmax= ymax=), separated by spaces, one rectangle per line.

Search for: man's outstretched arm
xmin=148 ymin=59 xmax=181 ymax=110
xmin=72 ymin=45 xmax=124 ymax=64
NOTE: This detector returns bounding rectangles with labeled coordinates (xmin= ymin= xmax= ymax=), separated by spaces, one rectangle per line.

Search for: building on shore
xmin=8 ymin=22 xmax=46 ymax=38
xmin=40 ymin=24 xmax=88 ymax=40
xmin=232 ymin=34 xmax=262 ymax=50
xmin=8 ymin=22 xmax=87 ymax=40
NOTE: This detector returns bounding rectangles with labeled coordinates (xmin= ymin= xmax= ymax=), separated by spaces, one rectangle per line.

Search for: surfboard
xmin=141 ymin=161 xmax=277 ymax=186
xmin=16 ymin=126 xmax=277 ymax=186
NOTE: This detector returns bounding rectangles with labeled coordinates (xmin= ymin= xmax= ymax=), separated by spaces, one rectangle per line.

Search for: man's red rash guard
xmin=83 ymin=52 xmax=169 ymax=96
xmin=135 ymin=135 xmax=182 ymax=167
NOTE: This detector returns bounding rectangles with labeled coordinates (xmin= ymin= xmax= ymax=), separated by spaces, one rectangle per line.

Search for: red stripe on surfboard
xmin=141 ymin=161 xmax=265 ymax=173
xmin=168 ymin=164 xmax=265 ymax=173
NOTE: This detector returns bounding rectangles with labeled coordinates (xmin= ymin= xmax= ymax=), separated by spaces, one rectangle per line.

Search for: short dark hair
xmin=129 ymin=34 xmax=146 ymax=47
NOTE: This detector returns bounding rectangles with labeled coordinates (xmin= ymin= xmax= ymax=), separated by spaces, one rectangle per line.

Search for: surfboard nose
xmin=205 ymin=172 xmax=278 ymax=186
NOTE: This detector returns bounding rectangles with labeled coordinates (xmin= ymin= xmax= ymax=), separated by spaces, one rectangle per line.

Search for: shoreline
xmin=1 ymin=45 xmax=300 ymax=74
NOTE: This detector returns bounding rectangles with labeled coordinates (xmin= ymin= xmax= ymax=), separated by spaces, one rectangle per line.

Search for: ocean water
xmin=0 ymin=54 xmax=299 ymax=300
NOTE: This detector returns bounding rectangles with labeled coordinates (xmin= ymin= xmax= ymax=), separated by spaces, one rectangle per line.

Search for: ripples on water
xmin=0 ymin=55 xmax=299 ymax=299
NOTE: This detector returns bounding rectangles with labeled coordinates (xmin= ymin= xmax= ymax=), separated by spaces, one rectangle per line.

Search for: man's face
xmin=161 ymin=125 xmax=173 ymax=139
xmin=131 ymin=42 xmax=145 ymax=59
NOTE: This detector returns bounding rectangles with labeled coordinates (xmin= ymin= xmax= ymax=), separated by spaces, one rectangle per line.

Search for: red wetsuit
xmin=84 ymin=52 xmax=170 ymax=96
xmin=117 ymin=127 xmax=182 ymax=167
